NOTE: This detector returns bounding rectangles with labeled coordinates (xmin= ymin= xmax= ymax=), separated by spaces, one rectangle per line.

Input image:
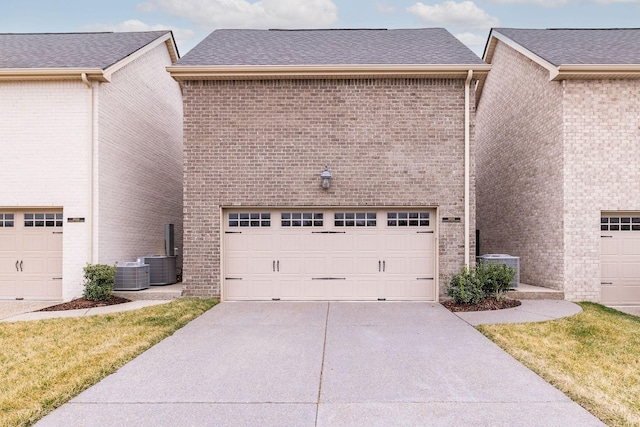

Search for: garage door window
xmin=24 ymin=213 xmax=63 ymax=228
xmin=229 ymin=213 xmax=271 ymax=227
xmin=281 ymin=212 xmax=323 ymax=227
xmin=334 ymin=212 xmax=376 ymax=227
xmin=0 ymin=213 xmax=14 ymax=227
xmin=387 ymin=212 xmax=430 ymax=227
xmin=601 ymin=217 xmax=640 ymax=231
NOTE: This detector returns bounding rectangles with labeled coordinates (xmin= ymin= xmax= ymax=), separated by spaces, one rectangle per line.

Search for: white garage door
xmin=0 ymin=211 xmax=63 ymax=300
xmin=601 ymin=214 xmax=640 ymax=305
xmin=224 ymin=209 xmax=436 ymax=301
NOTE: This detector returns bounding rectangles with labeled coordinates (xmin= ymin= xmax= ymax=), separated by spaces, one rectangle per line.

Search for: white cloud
xmin=488 ymin=0 xmax=640 ymax=5
xmin=375 ymin=3 xmax=397 ymax=14
xmin=407 ymin=1 xmax=499 ymax=30
xmin=81 ymin=19 xmax=196 ymax=51
xmin=486 ymin=0 xmax=569 ymax=5
xmin=454 ymin=32 xmax=488 ymax=55
xmin=137 ymin=0 xmax=338 ymax=29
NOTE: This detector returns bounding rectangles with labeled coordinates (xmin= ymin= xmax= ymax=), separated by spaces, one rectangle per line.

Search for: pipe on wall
xmin=464 ymin=69 xmax=473 ymax=267
xmin=82 ymin=72 xmax=95 ymax=263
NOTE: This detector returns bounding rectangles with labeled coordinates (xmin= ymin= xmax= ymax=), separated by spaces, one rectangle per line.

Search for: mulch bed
xmin=38 ymin=296 xmax=131 ymax=312
xmin=441 ymin=296 xmax=521 ymax=312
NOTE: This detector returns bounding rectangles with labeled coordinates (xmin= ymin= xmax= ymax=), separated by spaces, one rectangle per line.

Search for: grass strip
xmin=0 ymin=298 xmax=217 ymax=427
xmin=478 ymin=302 xmax=640 ymax=426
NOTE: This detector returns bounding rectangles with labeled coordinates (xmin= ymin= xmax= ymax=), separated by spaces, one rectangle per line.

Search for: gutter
xmin=0 ymin=68 xmax=109 ymax=82
xmin=464 ymin=69 xmax=473 ymax=267
xmin=167 ymin=64 xmax=491 ymax=81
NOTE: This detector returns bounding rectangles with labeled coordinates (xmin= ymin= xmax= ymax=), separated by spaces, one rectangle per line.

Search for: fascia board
xmin=103 ymin=32 xmax=177 ymax=80
xmin=488 ymin=31 xmax=558 ymax=79
xmin=167 ymin=64 xmax=492 ymax=81
xmin=553 ymin=64 xmax=640 ymax=80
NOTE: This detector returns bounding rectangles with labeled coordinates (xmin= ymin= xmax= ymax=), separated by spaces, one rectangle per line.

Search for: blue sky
xmin=1 ymin=0 xmax=639 ymax=57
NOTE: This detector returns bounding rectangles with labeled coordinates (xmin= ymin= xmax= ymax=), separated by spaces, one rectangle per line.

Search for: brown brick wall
xmin=182 ymin=78 xmax=475 ymax=298
xmin=476 ymin=42 xmax=565 ymax=290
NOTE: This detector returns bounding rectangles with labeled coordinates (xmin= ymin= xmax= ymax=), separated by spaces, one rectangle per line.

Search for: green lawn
xmin=478 ymin=302 xmax=640 ymax=426
xmin=0 ymin=298 xmax=217 ymax=427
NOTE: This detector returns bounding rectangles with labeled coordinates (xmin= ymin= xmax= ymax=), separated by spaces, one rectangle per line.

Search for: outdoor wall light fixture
xmin=321 ymin=166 xmax=332 ymax=189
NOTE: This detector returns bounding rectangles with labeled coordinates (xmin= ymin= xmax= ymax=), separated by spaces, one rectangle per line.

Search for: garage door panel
xmin=621 ymin=262 xmax=640 ymax=279
xmin=20 ymin=278 xmax=61 ymax=299
xmin=411 ymin=279 xmax=436 ymax=299
xmin=0 ymin=234 xmax=17 ymax=251
xmin=600 ymin=216 xmax=640 ymax=304
xmin=622 ymin=239 xmax=640 ymax=255
xmin=0 ymin=211 xmax=63 ymax=300
xmin=600 ymin=239 xmax=617 ymax=256
xmin=22 ymin=233 xmax=46 ymax=251
xmin=0 ymin=280 xmax=17 ymax=299
xmin=619 ymin=286 xmax=640 ymax=302
xmin=601 ymin=285 xmax=617 ymax=304
xmin=322 ymin=280 xmax=351 ymax=299
xmin=352 ymin=280 xmax=379 ymax=299
xmin=223 ymin=209 xmax=436 ymax=301
xmin=330 ymin=256 xmax=356 ymax=276
xmin=226 ymin=255 xmax=273 ymax=275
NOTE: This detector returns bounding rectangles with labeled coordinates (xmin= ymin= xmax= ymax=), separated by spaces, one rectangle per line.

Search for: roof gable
xmin=484 ymin=28 xmax=640 ymax=82
xmin=491 ymin=28 xmax=640 ymax=66
xmin=169 ymin=28 xmax=490 ymax=81
xmin=0 ymin=31 xmax=178 ymax=82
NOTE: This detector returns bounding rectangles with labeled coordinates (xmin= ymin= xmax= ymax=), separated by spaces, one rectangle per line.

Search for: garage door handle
xmin=19 ymin=260 xmax=23 ymax=272
xmin=601 ymin=282 xmax=613 ymax=285
xmin=273 ymin=260 xmax=275 ymax=272
xmin=15 ymin=260 xmax=19 ymax=272
xmin=379 ymin=260 xmax=381 ymax=272
xmin=277 ymin=260 xmax=280 ymax=272
xmin=383 ymin=260 xmax=385 ymax=272
xmin=601 ymin=235 xmax=613 ymax=238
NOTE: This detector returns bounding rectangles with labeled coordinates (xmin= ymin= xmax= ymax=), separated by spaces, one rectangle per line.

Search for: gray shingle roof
xmin=494 ymin=28 xmax=640 ymax=66
xmin=0 ymin=31 xmax=172 ymax=69
xmin=177 ymin=28 xmax=483 ymax=66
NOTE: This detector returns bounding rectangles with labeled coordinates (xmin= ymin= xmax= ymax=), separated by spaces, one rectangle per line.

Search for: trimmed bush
xmin=83 ymin=264 xmax=116 ymax=301
xmin=447 ymin=263 xmax=516 ymax=304
xmin=477 ymin=262 xmax=516 ymax=298
xmin=446 ymin=266 xmax=485 ymax=304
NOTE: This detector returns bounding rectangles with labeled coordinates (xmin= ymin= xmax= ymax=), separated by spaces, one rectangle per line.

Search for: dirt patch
xmin=38 ymin=296 xmax=131 ymax=312
xmin=442 ymin=297 xmax=521 ymax=312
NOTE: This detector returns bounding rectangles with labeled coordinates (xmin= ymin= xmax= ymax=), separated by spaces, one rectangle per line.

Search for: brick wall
xmin=562 ymin=79 xmax=640 ymax=300
xmin=182 ymin=78 xmax=475 ymax=298
xmin=476 ymin=42 xmax=565 ymax=290
xmin=0 ymin=81 xmax=92 ymax=300
xmin=97 ymin=44 xmax=184 ymax=269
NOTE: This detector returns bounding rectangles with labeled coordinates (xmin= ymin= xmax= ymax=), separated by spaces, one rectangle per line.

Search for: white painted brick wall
xmin=476 ymin=42 xmax=565 ymax=291
xmin=562 ymin=79 xmax=640 ymax=301
xmin=0 ymin=81 xmax=92 ymax=300
xmin=0 ymin=44 xmax=183 ymax=301
xmin=477 ymin=41 xmax=640 ymax=302
xmin=96 ymin=43 xmax=183 ymax=269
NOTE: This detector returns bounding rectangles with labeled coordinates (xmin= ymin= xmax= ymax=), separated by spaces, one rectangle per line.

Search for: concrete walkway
xmin=37 ymin=301 xmax=603 ymax=426
xmin=0 ymin=300 xmax=172 ymax=322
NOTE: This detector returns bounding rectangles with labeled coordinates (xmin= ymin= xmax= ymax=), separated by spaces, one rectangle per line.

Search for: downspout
xmin=81 ymin=73 xmax=95 ymax=263
xmin=464 ymin=70 xmax=473 ymax=267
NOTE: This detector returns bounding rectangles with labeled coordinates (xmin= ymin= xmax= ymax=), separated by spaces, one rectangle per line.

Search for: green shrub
xmin=447 ymin=262 xmax=516 ymax=304
xmin=477 ymin=262 xmax=516 ymax=298
xmin=446 ymin=266 xmax=485 ymax=304
xmin=83 ymin=264 xmax=116 ymax=301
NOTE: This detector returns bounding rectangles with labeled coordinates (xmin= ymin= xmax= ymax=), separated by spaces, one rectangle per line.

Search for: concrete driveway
xmin=38 ymin=302 xmax=603 ymax=426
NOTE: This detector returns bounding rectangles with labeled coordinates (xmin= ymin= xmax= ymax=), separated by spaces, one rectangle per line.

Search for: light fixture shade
xmin=321 ymin=167 xmax=332 ymax=189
